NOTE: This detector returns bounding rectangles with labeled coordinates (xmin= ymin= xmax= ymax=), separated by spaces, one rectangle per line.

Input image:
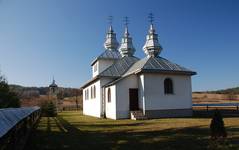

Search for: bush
xmin=210 ymin=110 xmax=227 ymax=140
xmin=41 ymin=101 xmax=57 ymax=117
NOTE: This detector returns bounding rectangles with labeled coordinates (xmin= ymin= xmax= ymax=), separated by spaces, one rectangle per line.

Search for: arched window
xmin=164 ymin=78 xmax=173 ymax=94
xmin=91 ymin=86 xmax=93 ymax=99
xmin=84 ymin=90 xmax=87 ymax=100
xmin=85 ymin=88 xmax=89 ymax=100
xmin=107 ymin=88 xmax=111 ymax=103
xmin=93 ymin=85 xmax=96 ymax=98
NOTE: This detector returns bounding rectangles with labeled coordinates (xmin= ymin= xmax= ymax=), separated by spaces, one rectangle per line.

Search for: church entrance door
xmin=129 ymin=88 xmax=139 ymax=111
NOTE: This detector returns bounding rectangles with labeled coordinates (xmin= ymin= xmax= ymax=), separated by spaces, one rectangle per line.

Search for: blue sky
xmin=0 ymin=0 xmax=238 ymax=91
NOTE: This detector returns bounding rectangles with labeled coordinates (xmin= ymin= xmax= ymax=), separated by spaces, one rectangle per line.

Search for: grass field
xmin=24 ymin=111 xmax=239 ymax=150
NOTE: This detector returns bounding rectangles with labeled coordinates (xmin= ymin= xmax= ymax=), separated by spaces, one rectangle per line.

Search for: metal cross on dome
xmin=123 ymin=16 xmax=129 ymax=27
xmin=108 ymin=16 xmax=113 ymax=25
xmin=148 ymin=13 xmax=154 ymax=24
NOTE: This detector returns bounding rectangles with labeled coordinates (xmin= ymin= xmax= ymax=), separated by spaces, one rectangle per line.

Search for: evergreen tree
xmin=41 ymin=101 xmax=57 ymax=117
xmin=47 ymin=101 xmax=57 ymax=117
xmin=0 ymin=73 xmax=20 ymax=108
xmin=210 ymin=110 xmax=227 ymax=139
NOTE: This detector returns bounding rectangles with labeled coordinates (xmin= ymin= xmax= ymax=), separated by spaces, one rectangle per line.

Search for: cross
xmin=148 ymin=13 xmax=154 ymax=24
xmin=123 ymin=16 xmax=129 ymax=27
xmin=108 ymin=16 xmax=113 ymax=25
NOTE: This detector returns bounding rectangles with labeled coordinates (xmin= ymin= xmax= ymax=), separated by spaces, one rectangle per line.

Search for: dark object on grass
xmin=210 ymin=110 xmax=227 ymax=139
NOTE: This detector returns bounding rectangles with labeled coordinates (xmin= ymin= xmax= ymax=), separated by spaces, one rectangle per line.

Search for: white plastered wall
xmin=92 ymin=59 xmax=115 ymax=77
xmin=141 ymin=73 xmax=192 ymax=111
xmin=83 ymin=78 xmax=114 ymax=118
xmin=83 ymin=80 xmax=101 ymax=117
xmin=105 ymin=85 xmax=117 ymax=119
xmin=115 ymin=75 xmax=138 ymax=119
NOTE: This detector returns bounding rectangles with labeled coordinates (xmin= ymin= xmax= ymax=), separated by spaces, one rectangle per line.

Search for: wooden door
xmin=129 ymin=88 xmax=139 ymax=111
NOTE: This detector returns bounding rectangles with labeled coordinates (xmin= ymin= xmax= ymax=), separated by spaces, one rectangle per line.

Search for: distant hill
xmin=195 ymin=87 xmax=239 ymax=95
xmin=9 ymin=84 xmax=82 ymax=99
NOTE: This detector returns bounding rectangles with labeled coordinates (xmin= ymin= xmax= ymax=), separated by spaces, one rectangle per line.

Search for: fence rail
xmin=0 ymin=107 xmax=41 ymax=150
xmin=193 ymin=103 xmax=239 ymax=111
xmin=61 ymin=105 xmax=82 ymax=111
xmin=193 ymin=103 xmax=239 ymax=117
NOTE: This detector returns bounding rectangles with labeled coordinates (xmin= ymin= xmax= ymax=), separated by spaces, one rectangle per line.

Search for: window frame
xmin=164 ymin=78 xmax=174 ymax=95
xmin=93 ymin=85 xmax=96 ymax=98
xmin=85 ymin=88 xmax=89 ymax=100
xmin=93 ymin=63 xmax=98 ymax=72
xmin=107 ymin=88 xmax=111 ymax=103
xmin=91 ymin=85 xmax=96 ymax=99
xmin=90 ymin=86 xmax=93 ymax=99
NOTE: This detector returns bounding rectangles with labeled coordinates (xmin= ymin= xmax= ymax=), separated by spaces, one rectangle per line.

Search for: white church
xmin=81 ymin=19 xmax=196 ymax=120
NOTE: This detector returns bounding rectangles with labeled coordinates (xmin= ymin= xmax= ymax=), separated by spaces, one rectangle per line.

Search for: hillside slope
xmin=196 ymin=87 xmax=239 ymax=94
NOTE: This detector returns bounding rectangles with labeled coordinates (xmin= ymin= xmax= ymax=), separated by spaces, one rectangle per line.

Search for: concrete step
xmin=130 ymin=110 xmax=147 ymax=120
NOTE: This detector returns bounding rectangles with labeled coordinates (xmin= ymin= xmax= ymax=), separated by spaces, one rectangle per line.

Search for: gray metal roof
xmin=80 ymin=76 xmax=100 ymax=89
xmin=124 ymin=56 xmax=196 ymax=76
xmin=99 ymin=56 xmax=139 ymax=77
xmin=104 ymin=56 xmax=196 ymax=87
xmin=91 ymin=50 xmax=121 ymax=66
xmin=85 ymin=55 xmax=196 ymax=88
xmin=0 ymin=107 xmax=40 ymax=137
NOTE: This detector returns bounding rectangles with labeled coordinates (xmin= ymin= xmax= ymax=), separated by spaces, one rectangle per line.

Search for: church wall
xmin=92 ymin=59 xmax=115 ymax=77
xmin=143 ymin=73 xmax=192 ymax=117
xmin=138 ymin=75 xmax=145 ymax=112
xmin=83 ymin=80 xmax=102 ymax=118
xmin=115 ymin=75 xmax=138 ymax=119
xmin=83 ymin=78 xmax=114 ymax=118
xmin=105 ymin=85 xmax=117 ymax=119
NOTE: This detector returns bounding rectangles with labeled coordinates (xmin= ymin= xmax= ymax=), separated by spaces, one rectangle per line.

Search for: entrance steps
xmin=130 ymin=110 xmax=147 ymax=120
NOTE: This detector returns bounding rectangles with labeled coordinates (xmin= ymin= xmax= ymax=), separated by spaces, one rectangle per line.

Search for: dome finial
xmin=119 ymin=17 xmax=135 ymax=57
xmin=104 ymin=16 xmax=119 ymax=51
xmin=143 ymin=13 xmax=163 ymax=57
xmin=123 ymin=16 xmax=129 ymax=37
xmin=53 ymin=76 xmax=55 ymax=84
xmin=148 ymin=13 xmax=156 ymax=34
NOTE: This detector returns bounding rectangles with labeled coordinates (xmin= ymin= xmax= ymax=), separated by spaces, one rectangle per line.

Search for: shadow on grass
xmin=24 ymin=116 xmax=239 ymax=150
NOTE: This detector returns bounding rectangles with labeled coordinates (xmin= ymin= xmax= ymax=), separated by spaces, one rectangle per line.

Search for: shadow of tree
xmin=24 ymin=116 xmax=239 ymax=150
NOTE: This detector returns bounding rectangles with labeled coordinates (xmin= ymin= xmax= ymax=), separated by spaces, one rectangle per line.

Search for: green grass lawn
xmin=24 ymin=111 xmax=239 ymax=150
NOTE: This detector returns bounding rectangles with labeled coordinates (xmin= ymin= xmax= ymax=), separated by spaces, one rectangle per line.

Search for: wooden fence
xmin=60 ymin=105 xmax=82 ymax=111
xmin=193 ymin=104 xmax=239 ymax=117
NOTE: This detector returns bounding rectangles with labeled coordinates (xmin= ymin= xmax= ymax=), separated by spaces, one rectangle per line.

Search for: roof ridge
xmin=142 ymin=57 xmax=151 ymax=69
xmin=113 ymin=64 xmax=120 ymax=75
xmin=145 ymin=57 xmax=159 ymax=69
xmin=159 ymin=57 xmax=174 ymax=70
xmin=153 ymin=57 xmax=164 ymax=69
xmin=160 ymin=56 xmax=192 ymax=71
xmin=99 ymin=56 xmax=139 ymax=77
xmin=91 ymin=50 xmax=121 ymax=66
